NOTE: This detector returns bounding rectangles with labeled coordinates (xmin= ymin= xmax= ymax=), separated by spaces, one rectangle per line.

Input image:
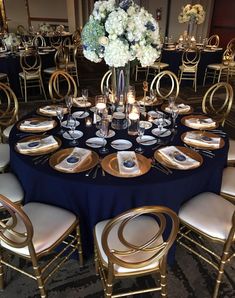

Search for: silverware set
xmin=184 ymin=144 xmax=215 ymax=158
xmin=207 ymin=129 xmax=227 ymax=137
xmin=85 ymin=163 xmax=105 ymax=178
xmin=151 ymin=157 xmax=173 ymax=175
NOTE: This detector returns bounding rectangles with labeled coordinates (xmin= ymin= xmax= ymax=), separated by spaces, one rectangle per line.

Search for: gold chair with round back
xmin=146 ymin=55 xmax=169 ymax=81
xmin=207 ymin=34 xmax=220 ymax=48
xmin=202 ymin=82 xmax=234 ymax=126
xmin=100 ymin=70 xmax=112 ymax=95
xmin=32 ymin=35 xmax=46 ymax=48
xmin=94 ymin=205 xmax=179 ymax=298
xmin=43 ymin=45 xmax=69 ymax=76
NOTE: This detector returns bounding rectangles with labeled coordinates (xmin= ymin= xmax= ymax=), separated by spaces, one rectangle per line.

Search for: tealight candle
xmin=129 ymin=112 xmax=139 ymax=121
xmin=148 ymin=115 xmax=154 ymax=122
xmin=96 ymin=102 xmax=106 ymax=110
xmin=85 ymin=117 xmax=92 ymax=127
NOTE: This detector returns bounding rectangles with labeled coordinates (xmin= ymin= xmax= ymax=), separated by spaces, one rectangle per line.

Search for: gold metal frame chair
xmin=0 ymin=73 xmax=9 ymax=85
xmin=0 ymin=194 xmax=83 ymax=298
xmin=43 ymin=45 xmax=69 ymax=76
xmin=227 ymin=37 xmax=235 ymax=52
xmin=220 ymin=166 xmax=235 ymax=204
xmin=49 ymin=34 xmax=62 ymax=49
xmin=19 ymin=49 xmax=47 ymax=102
xmin=49 ymin=70 xmax=78 ymax=103
xmin=0 ymin=82 xmax=19 ymax=142
xmin=146 ymin=55 xmax=169 ymax=81
xmin=94 ymin=205 xmax=179 ymax=298
xmin=203 ymin=48 xmax=234 ymax=85
xmin=150 ymin=70 xmax=179 ymax=100
xmin=178 ymin=49 xmax=201 ymax=92
xmin=177 ymin=192 xmax=235 ymax=298
xmin=135 ymin=64 xmax=147 ymax=81
xmin=100 ymin=70 xmax=112 ymax=95
xmin=207 ymin=34 xmax=220 ymax=48
xmin=202 ymin=82 xmax=234 ymax=126
xmin=32 ymin=35 xmax=46 ymax=48
xmin=227 ymin=139 xmax=235 ymax=166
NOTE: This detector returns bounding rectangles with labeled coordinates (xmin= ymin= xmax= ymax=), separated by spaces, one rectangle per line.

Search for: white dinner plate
xmin=61 ymin=119 xmax=80 ymax=128
xmin=63 ymin=130 xmax=83 ymax=140
xmin=136 ymin=135 xmax=157 ymax=146
xmin=139 ymin=121 xmax=152 ymax=130
xmin=72 ymin=111 xmax=90 ymax=119
xmin=153 ymin=118 xmax=171 ymax=127
xmin=148 ymin=110 xmax=164 ymax=118
xmin=111 ymin=139 xmax=132 ymax=150
xmin=152 ymin=128 xmax=171 ymax=137
xmin=86 ymin=137 xmax=107 ymax=148
xmin=96 ymin=129 xmax=115 ymax=138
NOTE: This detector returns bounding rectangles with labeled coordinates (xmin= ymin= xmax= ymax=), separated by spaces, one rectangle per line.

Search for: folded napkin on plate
xmin=16 ymin=136 xmax=58 ymax=153
xmin=138 ymin=97 xmax=157 ymax=106
xmin=20 ymin=119 xmax=55 ymax=131
xmin=55 ymin=148 xmax=91 ymax=172
xmin=184 ymin=117 xmax=216 ymax=129
xmin=165 ymin=103 xmax=191 ymax=113
xmin=39 ymin=106 xmax=67 ymax=116
xmin=184 ymin=132 xmax=221 ymax=148
xmin=117 ymin=151 xmax=140 ymax=175
xmin=158 ymin=146 xmax=200 ymax=170
xmin=73 ymin=97 xmax=90 ymax=107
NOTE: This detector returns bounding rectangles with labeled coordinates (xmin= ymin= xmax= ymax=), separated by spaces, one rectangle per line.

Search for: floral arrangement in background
xmin=39 ymin=23 xmax=52 ymax=34
xmin=3 ymin=33 xmax=21 ymax=48
xmin=81 ymin=0 xmax=161 ymax=67
xmin=178 ymin=4 xmax=205 ymax=24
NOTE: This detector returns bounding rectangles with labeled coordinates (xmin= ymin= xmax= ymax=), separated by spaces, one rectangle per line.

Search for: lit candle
xmin=148 ymin=115 xmax=154 ymax=122
xmin=129 ymin=112 xmax=139 ymax=121
xmin=85 ymin=117 xmax=92 ymax=127
xmin=191 ymin=36 xmax=196 ymax=42
xmin=96 ymin=102 xmax=106 ymax=110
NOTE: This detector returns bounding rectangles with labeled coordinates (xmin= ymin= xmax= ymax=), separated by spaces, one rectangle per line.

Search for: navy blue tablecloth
xmin=9 ymin=108 xmax=228 ymax=259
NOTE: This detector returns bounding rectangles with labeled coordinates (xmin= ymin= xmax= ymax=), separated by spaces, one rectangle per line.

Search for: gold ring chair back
xmin=54 ymin=45 xmax=69 ymax=71
xmin=49 ymin=34 xmax=62 ymax=49
xmin=207 ymin=34 xmax=220 ymax=48
xmin=227 ymin=37 xmax=235 ymax=52
xmin=100 ymin=70 xmax=112 ymax=95
xmin=32 ymin=35 xmax=46 ymax=48
xmin=202 ymin=82 xmax=234 ymax=126
xmin=94 ymin=205 xmax=179 ymax=298
xmin=150 ymin=70 xmax=179 ymax=100
xmin=72 ymin=29 xmax=82 ymax=47
xmin=49 ymin=70 xmax=78 ymax=103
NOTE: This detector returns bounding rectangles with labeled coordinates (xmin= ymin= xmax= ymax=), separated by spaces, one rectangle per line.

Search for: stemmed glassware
xmin=171 ymin=105 xmax=179 ymax=133
xmin=67 ymin=116 xmax=78 ymax=146
xmin=168 ymin=96 xmax=175 ymax=110
xmin=65 ymin=95 xmax=73 ymax=117
xmin=95 ymin=95 xmax=107 ymax=129
xmin=81 ymin=89 xmax=88 ymax=111
xmin=99 ymin=118 xmax=109 ymax=154
xmin=55 ymin=106 xmax=64 ymax=135
xmin=135 ymin=121 xmax=145 ymax=154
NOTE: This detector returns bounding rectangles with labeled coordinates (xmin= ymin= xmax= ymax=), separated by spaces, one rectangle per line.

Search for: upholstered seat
xmin=228 ymin=139 xmax=235 ymax=164
xmin=19 ymin=71 xmax=40 ymax=80
xmin=0 ymin=144 xmax=10 ymax=172
xmin=1 ymin=202 xmax=76 ymax=256
xmin=95 ymin=216 xmax=162 ymax=274
xmin=43 ymin=66 xmax=57 ymax=74
xmin=3 ymin=124 xmax=14 ymax=139
xmin=221 ymin=167 xmax=235 ymax=200
xmin=206 ymin=64 xmax=227 ymax=70
xmin=0 ymin=73 xmax=8 ymax=81
xmin=179 ymin=65 xmax=197 ymax=72
xmin=0 ymin=173 xmax=24 ymax=205
xmin=179 ymin=192 xmax=235 ymax=240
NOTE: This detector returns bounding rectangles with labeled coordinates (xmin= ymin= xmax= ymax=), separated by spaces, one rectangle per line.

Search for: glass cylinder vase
xmin=111 ymin=62 xmax=130 ymax=105
xmin=187 ymin=16 xmax=196 ymax=38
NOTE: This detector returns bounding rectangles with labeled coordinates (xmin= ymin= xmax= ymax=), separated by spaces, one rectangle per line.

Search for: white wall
xmin=5 ymin=0 xmax=28 ymax=32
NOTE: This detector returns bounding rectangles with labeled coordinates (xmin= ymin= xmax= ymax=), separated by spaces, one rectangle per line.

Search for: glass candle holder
xmin=127 ymin=102 xmax=140 ymax=135
xmin=85 ymin=117 xmax=92 ymax=127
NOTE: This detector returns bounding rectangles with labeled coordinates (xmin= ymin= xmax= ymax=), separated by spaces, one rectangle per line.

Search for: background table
xmin=9 ymin=108 xmax=228 ymax=257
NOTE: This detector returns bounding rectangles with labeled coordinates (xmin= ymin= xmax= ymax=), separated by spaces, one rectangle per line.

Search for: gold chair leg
xmin=24 ymin=79 xmax=27 ymax=103
xmin=105 ymin=268 xmax=113 ymax=298
xmin=0 ymin=253 xmax=4 ymax=290
xmin=76 ymin=225 xmax=83 ymax=267
xmin=32 ymin=261 xmax=47 ymax=298
xmin=160 ymin=257 xmax=167 ymax=297
xmin=40 ymin=76 xmax=47 ymax=101
xmin=94 ymin=243 xmax=99 ymax=275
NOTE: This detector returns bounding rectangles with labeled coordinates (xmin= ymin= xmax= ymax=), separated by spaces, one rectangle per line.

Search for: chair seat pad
xmin=207 ymin=64 xmax=227 ymax=70
xmin=0 ymin=143 xmax=10 ymax=170
xmin=3 ymin=124 xmax=14 ymax=138
xmin=43 ymin=67 xmax=56 ymax=74
xmin=95 ymin=216 xmax=162 ymax=274
xmin=179 ymin=192 xmax=235 ymax=240
xmin=228 ymin=139 xmax=235 ymax=161
xmin=221 ymin=167 xmax=235 ymax=196
xmin=19 ymin=72 xmax=40 ymax=80
xmin=1 ymin=202 xmax=77 ymax=256
xmin=151 ymin=62 xmax=169 ymax=69
xmin=179 ymin=65 xmax=196 ymax=72
xmin=67 ymin=62 xmax=75 ymax=68
xmin=0 ymin=173 xmax=24 ymax=206
xmin=0 ymin=73 xmax=8 ymax=79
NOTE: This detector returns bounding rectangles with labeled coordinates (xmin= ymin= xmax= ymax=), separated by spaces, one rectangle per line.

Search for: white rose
xmin=98 ymin=36 xmax=109 ymax=46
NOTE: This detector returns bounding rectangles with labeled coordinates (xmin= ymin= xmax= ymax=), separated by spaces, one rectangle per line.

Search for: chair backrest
xmin=54 ymin=46 xmax=69 ymax=70
xmin=222 ymin=48 xmax=234 ymax=65
xmin=182 ymin=49 xmax=201 ymax=68
xmin=49 ymin=70 xmax=78 ymax=102
xmin=150 ymin=70 xmax=179 ymax=100
xmin=0 ymin=82 xmax=19 ymax=128
xmin=20 ymin=49 xmax=42 ymax=74
xmin=49 ymin=34 xmax=62 ymax=49
xmin=32 ymin=35 xmax=46 ymax=48
xmin=227 ymin=37 xmax=235 ymax=52
xmin=101 ymin=206 xmax=179 ymax=269
xmin=0 ymin=194 xmax=33 ymax=249
xmin=202 ymin=82 xmax=234 ymax=126
xmin=72 ymin=29 xmax=81 ymax=46
xmin=100 ymin=70 xmax=112 ymax=95
xmin=207 ymin=35 xmax=220 ymax=47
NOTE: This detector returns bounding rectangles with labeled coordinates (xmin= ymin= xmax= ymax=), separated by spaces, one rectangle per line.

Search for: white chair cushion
xmin=179 ymin=65 xmax=196 ymax=72
xmin=1 ymin=202 xmax=76 ymax=256
xmin=95 ymin=216 xmax=162 ymax=274
xmin=19 ymin=72 xmax=40 ymax=80
xmin=221 ymin=167 xmax=235 ymax=197
xmin=3 ymin=124 xmax=14 ymax=139
xmin=179 ymin=192 xmax=235 ymax=240
xmin=0 ymin=73 xmax=8 ymax=79
xmin=0 ymin=143 xmax=10 ymax=170
xmin=207 ymin=64 xmax=227 ymax=70
xmin=151 ymin=62 xmax=169 ymax=69
xmin=228 ymin=139 xmax=235 ymax=162
xmin=43 ymin=67 xmax=56 ymax=74
xmin=0 ymin=173 xmax=24 ymax=205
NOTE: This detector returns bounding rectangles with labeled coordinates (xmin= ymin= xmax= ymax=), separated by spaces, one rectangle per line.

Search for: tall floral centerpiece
xmin=178 ymin=4 xmax=205 ymax=38
xmin=82 ymin=0 xmax=161 ymax=100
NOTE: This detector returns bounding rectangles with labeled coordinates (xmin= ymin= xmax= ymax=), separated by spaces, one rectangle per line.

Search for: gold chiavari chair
xmin=202 ymin=82 xmax=234 ymax=126
xmin=203 ymin=48 xmax=234 ymax=85
xmin=0 ymin=173 xmax=24 ymax=207
xmin=177 ymin=192 xmax=235 ymax=298
xmin=226 ymin=37 xmax=235 ymax=52
xmin=0 ymin=82 xmax=19 ymax=142
xmin=0 ymin=73 xmax=9 ymax=85
xmin=178 ymin=48 xmax=201 ymax=92
xmin=0 ymin=194 xmax=83 ymax=298
xmin=19 ymin=49 xmax=47 ymax=102
xmin=146 ymin=55 xmax=169 ymax=81
xmin=220 ymin=167 xmax=235 ymax=203
xmin=150 ymin=70 xmax=179 ymax=100
xmin=207 ymin=34 xmax=220 ymax=48
xmin=49 ymin=70 xmax=77 ymax=103
xmin=49 ymin=33 xmax=62 ymax=49
xmin=94 ymin=206 xmax=179 ymax=298
xmin=135 ymin=63 xmax=148 ymax=81
xmin=32 ymin=35 xmax=46 ymax=48
xmin=43 ymin=45 xmax=69 ymax=76
xmin=100 ymin=70 xmax=112 ymax=95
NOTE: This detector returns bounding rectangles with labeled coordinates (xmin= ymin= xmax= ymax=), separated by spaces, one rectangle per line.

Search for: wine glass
xmin=99 ymin=118 xmax=109 ymax=154
xmin=168 ymin=96 xmax=175 ymax=110
xmin=171 ymin=105 xmax=179 ymax=133
xmin=82 ymin=89 xmax=88 ymax=111
xmin=67 ymin=117 xmax=78 ymax=146
xmin=65 ymin=95 xmax=73 ymax=115
xmin=55 ymin=106 xmax=64 ymax=135
xmin=135 ymin=121 xmax=145 ymax=154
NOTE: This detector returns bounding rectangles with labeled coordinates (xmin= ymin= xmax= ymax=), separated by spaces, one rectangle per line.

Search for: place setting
xmin=181 ymin=114 xmax=218 ymax=130
xmin=17 ymin=117 xmax=57 ymax=133
xmin=36 ymin=105 xmax=68 ymax=117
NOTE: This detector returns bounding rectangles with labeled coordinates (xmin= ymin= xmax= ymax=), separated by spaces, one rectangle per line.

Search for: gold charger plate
xmin=17 ymin=117 xmax=57 ymax=133
xmin=161 ymin=103 xmax=193 ymax=115
xmin=154 ymin=146 xmax=203 ymax=170
xmin=137 ymin=97 xmax=163 ymax=106
xmin=49 ymin=148 xmax=99 ymax=173
xmin=101 ymin=153 xmax=151 ymax=178
xmin=15 ymin=135 xmax=61 ymax=156
xmin=181 ymin=114 xmax=218 ymax=130
xmin=181 ymin=131 xmax=225 ymax=150
xmin=36 ymin=105 xmax=68 ymax=117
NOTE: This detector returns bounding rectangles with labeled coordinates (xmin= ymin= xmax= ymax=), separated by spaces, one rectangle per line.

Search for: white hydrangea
xmin=136 ymin=45 xmax=159 ymax=67
xmin=178 ymin=4 xmax=205 ymax=24
xmin=104 ymin=39 xmax=130 ymax=67
xmin=105 ymin=8 xmax=128 ymax=37
xmin=83 ymin=50 xmax=102 ymax=63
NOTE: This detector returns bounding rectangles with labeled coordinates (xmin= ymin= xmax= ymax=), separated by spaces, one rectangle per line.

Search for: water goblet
xmin=65 ymin=95 xmax=73 ymax=115
xmin=67 ymin=117 xmax=79 ymax=146
xmin=135 ymin=121 xmax=145 ymax=154
xmin=99 ymin=118 xmax=109 ymax=154
xmin=55 ymin=106 xmax=64 ymax=135
xmin=95 ymin=95 xmax=107 ymax=129
xmin=171 ymin=105 xmax=179 ymax=133
xmin=168 ymin=96 xmax=175 ymax=110
xmin=82 ymin=89 xmax=88 ymax=110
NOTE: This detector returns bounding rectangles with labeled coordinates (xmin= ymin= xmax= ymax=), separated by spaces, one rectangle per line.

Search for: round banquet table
xmin=9 ymin=106 xmax=229 ymax=260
